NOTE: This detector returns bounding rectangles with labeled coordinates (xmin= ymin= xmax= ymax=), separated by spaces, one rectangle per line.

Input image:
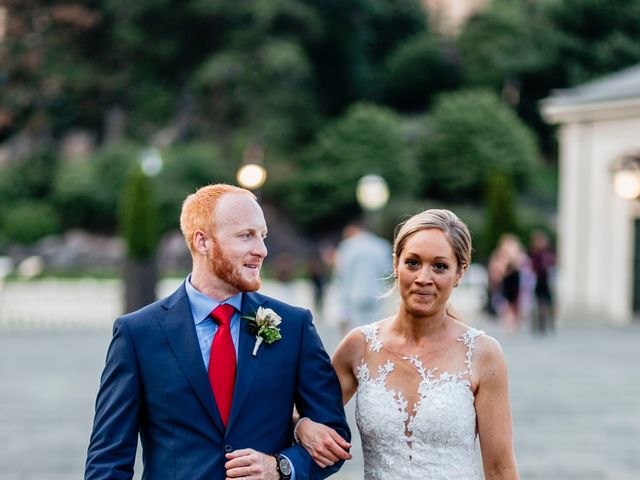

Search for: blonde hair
xmin=393 ymin=209 xmax=472 ymax=272
xmin=180 ymin=184 xmax=256 ymax=255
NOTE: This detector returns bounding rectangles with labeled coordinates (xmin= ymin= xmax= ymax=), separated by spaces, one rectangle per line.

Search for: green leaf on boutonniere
xmin=242 ymin=306 xmax=283 ymax=355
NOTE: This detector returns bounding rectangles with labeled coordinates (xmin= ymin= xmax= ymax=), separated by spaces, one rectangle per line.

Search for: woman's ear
xmin=455 ymin=263 xmax=469 ymax=287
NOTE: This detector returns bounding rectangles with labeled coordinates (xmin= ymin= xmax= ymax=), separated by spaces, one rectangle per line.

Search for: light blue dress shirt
xmin=185 ymin=276 xmax=243 ymax=368
xmin=184 ymin=276 xmax=296 ymax=478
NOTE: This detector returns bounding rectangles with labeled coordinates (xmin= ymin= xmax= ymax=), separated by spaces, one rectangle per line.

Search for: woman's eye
xmin=405 ymin=258 xmax=420 ymax=268
xmin=434 ymin=262 xmax=449 ymax=271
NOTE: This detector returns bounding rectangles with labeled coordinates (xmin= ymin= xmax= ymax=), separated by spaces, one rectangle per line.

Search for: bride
xmin=295 ymin=209 xmax=519 ymax=479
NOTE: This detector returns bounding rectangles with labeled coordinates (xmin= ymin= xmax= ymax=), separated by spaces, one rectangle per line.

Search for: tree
xmin=297 ymin=0 xmax=428 ymax=113
xmin=457 ymin=0 xmax=640 ymax=154
xmin=482 ymin=172 xmax=518 ymax=260
xmin=119 ymin=165 xmax=160 ymax=312
xmin=284 ymin=103 xmax=414 ymax=231
xmin=548 ymin=0 xmax=640 ymax=85
xmin=52 ymin=144 xmax=137 ymax=232
xmin=418 ymin=89 xmax=539 ymax=200
xmin=383 ymin=34 xmax=461 ymax=111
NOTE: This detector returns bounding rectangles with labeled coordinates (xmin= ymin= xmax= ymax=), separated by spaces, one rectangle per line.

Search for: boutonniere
xmin=242 ymin=306 xmax=282 ymax=356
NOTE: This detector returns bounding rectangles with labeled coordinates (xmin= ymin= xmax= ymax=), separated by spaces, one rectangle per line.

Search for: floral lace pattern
xmin=355 ymin=324 xmax=484 ymax=480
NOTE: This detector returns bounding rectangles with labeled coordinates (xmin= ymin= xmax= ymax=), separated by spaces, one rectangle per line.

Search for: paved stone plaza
xmin=1 ymin=281 xmax=639 ymax=479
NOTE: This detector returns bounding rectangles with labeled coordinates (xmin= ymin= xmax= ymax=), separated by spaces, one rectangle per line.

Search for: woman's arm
xmin=475 ymin=336 xmax=519 ymax=480
xmin=295 ymin=328 xmax=363 ymax=467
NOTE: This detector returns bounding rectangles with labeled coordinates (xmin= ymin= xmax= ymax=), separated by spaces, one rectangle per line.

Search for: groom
xmin=85 ymin=184 xmax=350 ymax=480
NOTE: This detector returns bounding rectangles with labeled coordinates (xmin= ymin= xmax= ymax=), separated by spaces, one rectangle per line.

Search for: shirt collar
xmin=185 ymin=274 xmax=243 ymax=326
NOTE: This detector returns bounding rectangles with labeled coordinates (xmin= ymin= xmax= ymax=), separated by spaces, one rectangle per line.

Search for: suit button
xmin=225 ymin=445 xmax=232 ymax=452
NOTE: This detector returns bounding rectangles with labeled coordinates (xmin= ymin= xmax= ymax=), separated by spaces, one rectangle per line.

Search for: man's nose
xmin=254 ymin=237 xmax=268 ymax=258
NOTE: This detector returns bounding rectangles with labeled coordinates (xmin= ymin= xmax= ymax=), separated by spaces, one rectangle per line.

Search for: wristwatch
xmin=273 ymin=453 xmax=292 ymax=480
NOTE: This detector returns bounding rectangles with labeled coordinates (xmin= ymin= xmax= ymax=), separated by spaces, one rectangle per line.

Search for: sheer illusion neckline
xmin=354 ymin=323 xmax=485 ymax=479
xmin=356 ymin=324 xmax=484 ymax=451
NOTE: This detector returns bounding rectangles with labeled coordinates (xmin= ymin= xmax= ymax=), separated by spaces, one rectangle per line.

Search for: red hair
xmin=180 ymin=184 xmax=256 ymax=255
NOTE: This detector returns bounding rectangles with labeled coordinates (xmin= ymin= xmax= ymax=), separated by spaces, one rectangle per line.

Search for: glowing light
xmin=613 ymin=169 xmax=640 ymax=200
xmin=356 ymin=175 xmax=389 ymax=211
xmin=237 ymin=164 xmax=267 ymax=189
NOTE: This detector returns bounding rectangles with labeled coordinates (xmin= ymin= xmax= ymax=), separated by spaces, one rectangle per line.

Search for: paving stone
xmin=1 ymin=287 xmax=639 ymax=479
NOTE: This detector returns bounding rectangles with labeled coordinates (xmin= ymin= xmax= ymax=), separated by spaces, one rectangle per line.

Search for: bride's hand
xmin=295 ymin=418 xmax=352 ymax=468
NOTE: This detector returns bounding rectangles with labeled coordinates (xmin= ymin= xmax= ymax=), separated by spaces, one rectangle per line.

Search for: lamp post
xmin=356 ymin=174 xmax=389 ymax=230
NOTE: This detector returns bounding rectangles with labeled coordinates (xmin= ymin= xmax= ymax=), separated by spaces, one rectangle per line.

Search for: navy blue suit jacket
xmin=85 ymin=284 xmax=350 ymax=479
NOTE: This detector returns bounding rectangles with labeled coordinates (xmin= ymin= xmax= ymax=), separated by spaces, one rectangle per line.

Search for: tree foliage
xmin=418 ymin=89 xmax=539 ymax=199
xmin=2 ymin=0 xmax=639 ymax=246
xmin=548 ymin=0 xmax=640 ymax=85
xmin=119 ymin=166 xmax=159 ymax=260
xmin=482 ymin=172 xmax=518 ymax=260
xmin=286 ymin=103 xmax=414 ymax=230
xmin=383 ymin=34 xmax=461 ymax=111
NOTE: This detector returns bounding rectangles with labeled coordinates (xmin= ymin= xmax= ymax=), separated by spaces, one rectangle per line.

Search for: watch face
xmin=279 ymin=457 xmax=292 ymax=476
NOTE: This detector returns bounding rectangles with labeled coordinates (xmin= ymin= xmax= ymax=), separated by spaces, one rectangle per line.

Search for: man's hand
xmin=225 ymin=448 xmax=278 ymax=480
xmin=296 ymin=419 xmax=352 ymax=468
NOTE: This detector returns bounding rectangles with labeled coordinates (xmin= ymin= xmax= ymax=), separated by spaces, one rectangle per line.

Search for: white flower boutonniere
xmin=242 ymin=306 xmax=282 ymax=356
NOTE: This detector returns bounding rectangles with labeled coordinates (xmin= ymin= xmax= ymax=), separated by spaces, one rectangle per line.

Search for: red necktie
xmin=208 ymin=303 xmax=236 ymax=428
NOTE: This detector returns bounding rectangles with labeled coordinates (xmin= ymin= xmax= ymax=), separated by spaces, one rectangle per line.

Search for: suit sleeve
xmin=85 ymin=318 xmax=141 ymax=480
xmin=281 ymin=310 xmax=351 ymax=480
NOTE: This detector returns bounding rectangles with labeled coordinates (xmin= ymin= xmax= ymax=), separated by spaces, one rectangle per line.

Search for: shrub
xmin=119 ymin=166 xmax=159 ymax=260
xmin=0 ymin=202 xmax=60 ymax=245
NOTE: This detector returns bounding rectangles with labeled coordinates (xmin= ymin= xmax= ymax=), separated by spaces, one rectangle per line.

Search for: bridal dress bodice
xmin=355 ymin=324 xmax=484 ymax=480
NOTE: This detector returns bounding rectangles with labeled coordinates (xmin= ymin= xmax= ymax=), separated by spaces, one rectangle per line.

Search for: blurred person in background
xmin=488 ymin=234 xmax=529 ymax=333
xmin=334 ymin=220 xmax=393 ymax=336
xmin=307 ymin=245 xmax=330 ymax=321
xmin=528 ymin=230 xmax=555 ymax=334
xmin=85 ymin=184 xmax=349 ymax=480
xmin=293 ymin=209 xmax=519 ymax=480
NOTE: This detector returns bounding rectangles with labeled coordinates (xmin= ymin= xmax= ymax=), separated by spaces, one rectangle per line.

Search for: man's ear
xmin=193 ymin=229 xmax=209 ymax=256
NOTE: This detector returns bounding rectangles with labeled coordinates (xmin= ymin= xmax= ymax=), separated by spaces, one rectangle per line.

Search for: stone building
xmin=541 ymin=65 xmax=640 ymax=324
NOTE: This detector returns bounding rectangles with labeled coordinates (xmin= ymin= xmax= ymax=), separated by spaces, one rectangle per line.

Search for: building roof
xmin=541 ymin=64 xmax=640 ymax=123
xmin=543 ymin=64 xmax=640 ymax=107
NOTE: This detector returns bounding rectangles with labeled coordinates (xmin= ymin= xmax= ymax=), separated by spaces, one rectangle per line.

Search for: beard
xmin=209 ymin=237 xmax=261 ymax=292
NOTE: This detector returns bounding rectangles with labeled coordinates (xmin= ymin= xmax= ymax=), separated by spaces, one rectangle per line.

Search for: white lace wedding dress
xmin=355 ymin=323 xmax=484 ymax=480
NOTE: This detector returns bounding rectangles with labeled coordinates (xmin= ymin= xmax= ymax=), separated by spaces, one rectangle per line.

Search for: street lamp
xmin=356 ymin=174 xmax=389 ymax=211
xmin=140 ymin=147 xmax=163 ymax=177
xmin=612 ymin=154 xmax=640 ymax=200
xmin=237 ymin=163 xmax=267 ymax=190
xmin=237 ymin=144 xmax=267 ymax=190
xmin=356 ymin=174 xmax=389 ymax=232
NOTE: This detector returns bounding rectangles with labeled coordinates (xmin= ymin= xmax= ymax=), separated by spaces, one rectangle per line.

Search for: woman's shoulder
xmin=336 ymin=318 xmax=391 ymax=363
xmin=467 ymin=330 xmax=508 ymax=381
xmin=451 ymin=321 xmax=505 ymax=362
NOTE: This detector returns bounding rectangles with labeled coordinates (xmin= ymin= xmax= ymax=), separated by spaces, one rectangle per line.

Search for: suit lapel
xmin=227 ymin=292 xmax=265 ymax=431
xmin=158 ymin=284 xmax=225 ymax=432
